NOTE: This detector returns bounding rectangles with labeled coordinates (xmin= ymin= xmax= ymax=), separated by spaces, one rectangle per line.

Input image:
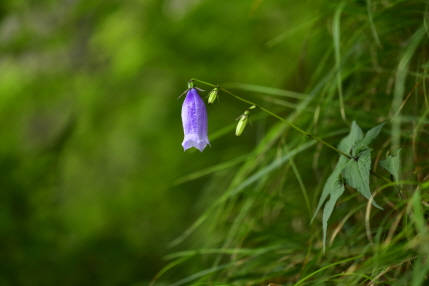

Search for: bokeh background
xmin=1 ymin=0 xmax=428 ymax=285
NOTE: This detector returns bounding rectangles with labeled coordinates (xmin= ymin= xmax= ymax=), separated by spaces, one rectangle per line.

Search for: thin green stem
xmin=370 ymin=170 xmax=390 ymax=184
xmin=191 ymin=78 xmax=394 ymax=184
xmin=192 ymin=79 xmax=216 ymax=87
xmin=192 ymin=78 xmax=351 ymax=159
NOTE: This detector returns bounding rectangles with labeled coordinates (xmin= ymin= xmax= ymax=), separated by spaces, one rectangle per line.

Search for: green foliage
xmin=164 ymin=0 xmax=429 ymax=283
xmin=314 ymin=121 xmax=385 ymax=251
xmin=338 ymin=121 xmax=364 ymax=156
xmin=2 ymin=0 xmax=429 ymax=285
xmin=342 ymin=146 xmax=381 ymax=208
xmin=354 ymin=122 xmax=386 ymax=152
xmin=321 ymin=163 xmax=345 ymax=250
xmin=379 ymin=149 xmax=402 ymax=185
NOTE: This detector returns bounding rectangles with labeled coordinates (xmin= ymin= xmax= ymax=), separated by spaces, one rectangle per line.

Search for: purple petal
xmin=181 ymin=88 xmax=210 ymax=152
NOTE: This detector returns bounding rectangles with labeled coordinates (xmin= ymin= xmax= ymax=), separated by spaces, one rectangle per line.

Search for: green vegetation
xmin=1 ymin=0 xmax=428 ymax=285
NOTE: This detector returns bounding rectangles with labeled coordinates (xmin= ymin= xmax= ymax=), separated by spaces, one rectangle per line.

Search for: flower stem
xmin=192 ymin=78 xmax=396 ymax=200
xmin=191 ymin=78 xmax=396 ymax=185
xmin=192 ymin=78 xmax=351 ymax=159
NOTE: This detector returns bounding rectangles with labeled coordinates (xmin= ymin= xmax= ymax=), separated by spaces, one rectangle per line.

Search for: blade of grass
xmin=223 ymin=83 xmax=307 ymax=100
xmin=391 ymin=27 xmax=426 ymax=151
xmin=285 ymin=143 xmax=312 ymax=218
xmin=366 ymin=0 xmax=381 ymax=47
xmin=294 ymin=255 xmax=365 ymax=286
xmin=333 ymin=1 xmax=348 ymax=124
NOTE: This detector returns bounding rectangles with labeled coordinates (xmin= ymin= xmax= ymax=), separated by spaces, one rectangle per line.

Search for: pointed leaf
xmin=322 ymin=179 xmax=345 ymax=251
xmin=338 ymin=121 xmax=363 ymax=154
xmin=342 ymin=147 xmax=383 ymax=209
xmin=379 ymin=149 xmax=401 ymax=185
xmin=312 ymin=156 xmax=347 ymax=222
xmin=354 ymin=122 xmax=386 ymax=153
xmin=314 ymin=121 xmax=387 ymax=252
xmin=312 ymin=156 xmax=347 ymax=251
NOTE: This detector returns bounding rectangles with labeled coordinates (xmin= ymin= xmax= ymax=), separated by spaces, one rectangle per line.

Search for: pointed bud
xmin=235 ymin=106 xmax=256 ymax=136
xmin=207 ymin=87 xmax=219 ymax=105
xmin=235 ymin=113 xmax=248 ymax=136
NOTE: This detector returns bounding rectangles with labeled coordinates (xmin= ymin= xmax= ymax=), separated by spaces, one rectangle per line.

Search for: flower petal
xmin=181 ymin=88 xmax=210 ymax=152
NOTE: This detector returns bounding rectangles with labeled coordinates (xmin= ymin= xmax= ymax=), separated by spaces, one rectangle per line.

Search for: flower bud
xmin=187 ymin=80 xmax=194 ymax=89
xmin=235 ymin=113 xmax=249 ymax=136
xmin=235 ymin=106 xmax=256 ymax=136
xmin=207 ymin=87 xmax=219 ymax=105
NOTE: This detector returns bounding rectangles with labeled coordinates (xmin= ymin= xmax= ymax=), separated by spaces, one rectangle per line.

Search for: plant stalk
xmin=192 ymin=78 xmax=351 ymax=159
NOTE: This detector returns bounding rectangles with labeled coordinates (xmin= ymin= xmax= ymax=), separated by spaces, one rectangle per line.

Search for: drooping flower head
xmin=181 ymin=82 xmax=210 ymax=152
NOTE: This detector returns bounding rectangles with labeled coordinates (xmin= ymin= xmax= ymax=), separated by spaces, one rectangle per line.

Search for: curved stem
xmin=192 ymin=78 xmax=351 ymax=159
xmin=191 ymin=78 xmax=394 ymax=184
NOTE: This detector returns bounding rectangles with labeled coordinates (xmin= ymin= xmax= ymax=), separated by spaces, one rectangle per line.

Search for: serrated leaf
xmin=314 ymin=121 xmax=386 ymax=252
xmin=338 ymin=121 xmax=363 ymax=154
xmin=342 ymin=147 xmax=383 ymax=209
xmin=379 ymin=149 xmax=401 ymax=185
xmin=354 ymin=122 xmax=386 ymax=154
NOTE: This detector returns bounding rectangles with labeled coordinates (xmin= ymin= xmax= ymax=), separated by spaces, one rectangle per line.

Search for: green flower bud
xmin=235 ymin=106 xmax=256 ymax=136
xmin=179 ymin=80 xmax=204 ymax=99
xmin=207 ymin=87 xmax=219 ymax=105
xmin=187 ymin=80 xmax=194 ymax=89
xmin=235 ymin=113 xmax=249 ymax=136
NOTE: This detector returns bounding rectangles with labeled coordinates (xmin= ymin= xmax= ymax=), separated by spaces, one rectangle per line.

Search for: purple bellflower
xmin=181 ymin=87 xmax=210 ymax=152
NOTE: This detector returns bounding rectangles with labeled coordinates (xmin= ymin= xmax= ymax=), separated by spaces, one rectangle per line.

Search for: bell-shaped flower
xmin=181 ymin=88 xmax=210 ymax=152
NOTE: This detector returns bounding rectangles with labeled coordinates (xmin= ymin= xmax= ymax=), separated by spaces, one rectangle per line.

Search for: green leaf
xmin=338 ymin=121 xmax=363 ymax=154
xmin=312 ymin=156 xmax=347 ymax=251
xmin=322 ymin=177 xmax=344 ymax=251
xmin=379 ymin=149 xmax=401 ymax=185
xmin=342 ymin=147 xmax=383 ymax=209
xmin=313 ymin=121 xmax=386 ymax=251
xmin=337 ymin=121 xmax=386 ymax=156
xmin=354 ymin=122 xmax=386 ymax=154
xmin=312 ymin=156 xmax=347 ymax=223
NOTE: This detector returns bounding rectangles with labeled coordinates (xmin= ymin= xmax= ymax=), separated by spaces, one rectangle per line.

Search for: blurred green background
xmin=1 ymin=0 xmax=428 ymax=285
xmin=0 ymin=0 xmax=310 ymax=284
